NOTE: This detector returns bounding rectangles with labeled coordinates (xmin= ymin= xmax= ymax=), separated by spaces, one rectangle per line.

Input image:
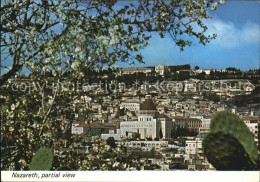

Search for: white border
xmin=1 ymin=171 xmax=260 ymax=182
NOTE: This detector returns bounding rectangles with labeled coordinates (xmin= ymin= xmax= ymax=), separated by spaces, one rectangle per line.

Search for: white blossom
xmin=219 ymin=0 xmax=225 ymax=5
xmin=11 ymin=104 xmax=16 ymax=111
xmin=14 ymin=30 xmax=20 ymax=35
xmin=43 ymin=66 xmax=49 ymax=72
xmin=75 ymin=46 xmax=81 ymax=53
xmin=71 ymin=61 xmax=80 ymax=69
xmin=211 ymin=2 xmax=218 ymax=11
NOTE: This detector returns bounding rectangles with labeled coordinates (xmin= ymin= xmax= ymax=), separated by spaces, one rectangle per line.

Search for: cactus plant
xmin=30 ymin=147 xmax=53 ymax=170
xmin=203 ymin=111 xmax=258 ymax=170
xmin=203 ymin=132 xmax=256 ymax=170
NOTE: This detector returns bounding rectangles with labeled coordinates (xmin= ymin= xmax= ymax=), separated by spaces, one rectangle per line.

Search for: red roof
xmin=243 ymin=117 xmax=260 ymax=123
xmin=113 ymin=121 xmax=121 ymax=125
xmin=124 ymin=100 xmax=140 ymax=104
xmin=74 ymin=122 xmax=116 ymax=130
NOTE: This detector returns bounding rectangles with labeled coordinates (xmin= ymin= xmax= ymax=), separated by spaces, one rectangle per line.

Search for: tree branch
xmin=0 ymin=64 xmax=23 ymax=87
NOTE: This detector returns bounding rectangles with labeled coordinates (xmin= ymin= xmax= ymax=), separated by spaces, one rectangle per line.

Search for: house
xmin=184 ymin=83 xmax=197 ymax=92
xmin=155 ymin=64 xmax=166 ymax=76
xmin=101 ymin=129 xmax=121 ymax=140
xmin=243 ymin=117 xmax=260 ymax=149
xmin=158 ymin=114 xmax=174 ymax=139
xmin=185 ymin=138 xmax=206 ymax=170
xmin=173 ymin=116 xmax=202 ymax=133
xmin=53 ymin=139 xmax=68 ymax=149
xmin=120 ymin=100 xmax=140 ymax=112
xmin=71 ymin=122 xmax=116 ymax=136
xmin=118 ymin=141 xmax=168 ymax=151
xmin=199 ymin=118 xmax=211 ymax=136
xmin=120 ymin=67 xmax=153 ymax=75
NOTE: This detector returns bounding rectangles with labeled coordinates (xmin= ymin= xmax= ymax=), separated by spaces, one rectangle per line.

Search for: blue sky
xmin=119 ymin=1 xmax=260 ymax=70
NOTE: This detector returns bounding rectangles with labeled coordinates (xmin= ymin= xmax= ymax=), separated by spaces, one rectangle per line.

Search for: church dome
xmin=140 ymin=99 xmax=156 ymax=111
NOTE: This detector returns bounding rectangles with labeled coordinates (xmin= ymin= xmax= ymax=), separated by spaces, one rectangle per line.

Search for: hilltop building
xmin=155 ymin=64 xmax=166 ymax=76
xmin=120 ymin=67 xmax=153 ymax=75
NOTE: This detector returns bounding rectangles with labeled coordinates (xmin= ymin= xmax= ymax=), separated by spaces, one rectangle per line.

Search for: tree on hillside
xmin=194 ymin=66 xmax=200 ymax=70
xmin=106 ymin=137 xmax=117 ymax=148
xmin=226 ymin=67 xmax=238 ymax=72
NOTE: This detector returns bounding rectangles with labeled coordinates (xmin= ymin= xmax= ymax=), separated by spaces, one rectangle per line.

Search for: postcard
xmin=1 ymin=0 xmax=259 ymax=181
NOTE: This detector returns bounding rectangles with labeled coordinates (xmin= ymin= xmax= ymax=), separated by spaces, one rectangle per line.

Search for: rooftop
xmin=140 ymin=99 xmax=156 ymax=111
xmin=173 ymin=116 xmax=201 ymax=121
xmin=158 ymin=114 xmax=169 ymax=118
xmin=73 ymin=122 xmax=116 ymax=130
xmin=121 ymin=67 xmax=153 ymax=71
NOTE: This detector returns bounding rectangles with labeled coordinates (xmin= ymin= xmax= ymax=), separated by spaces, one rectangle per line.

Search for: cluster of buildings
xmin=4 ymin=64 xmax=259 ymax=170
xmin=120 ymin=64 xmax=191 ymax=76
xmin=66 ymin=64 xmax=259 ymax=170
xmin=70 ymin=90 xmax=259 ymax=170
xmin=120 ymin=64 xmax=239 ymax=77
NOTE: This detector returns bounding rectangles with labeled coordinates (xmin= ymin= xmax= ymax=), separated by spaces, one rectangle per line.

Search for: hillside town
xmin=2 ymin=64 xmax=260 ymax=170
xmin=1 ymin=1 xmax=260 ymax=180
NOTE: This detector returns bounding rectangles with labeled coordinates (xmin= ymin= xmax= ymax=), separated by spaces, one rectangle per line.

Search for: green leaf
xmin=30 ymin=147 xmax=54 ymax=170
xmin=203 ymin=132 xmax=257 ymax=170
xmin=207 ymin=111 xmax=258 ymax=167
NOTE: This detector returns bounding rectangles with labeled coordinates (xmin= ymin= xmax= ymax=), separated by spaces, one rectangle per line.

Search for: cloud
xmin=205 ymin=19 xmax=260 ymax=48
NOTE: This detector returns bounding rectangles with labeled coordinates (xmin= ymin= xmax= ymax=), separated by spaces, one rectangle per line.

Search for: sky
xmin=118 ymin=1 xmax=260 ymax=70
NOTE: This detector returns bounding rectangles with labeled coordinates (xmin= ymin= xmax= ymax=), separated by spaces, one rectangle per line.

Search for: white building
xmin=118 ymin=141 xmax=168 ymax=151
xmin=199 ymin=118 xmax=211 ymax=135
xmin=158 ymin=114 xmax=173 ymax=139
xmin=246 ymin=122 xmax=259 ymax=144
xmin=101 ymin=129 xmax=121 ymax=140
xmin=155 ymin=64 xmax=166 ymax=76
xmin=120 ymin=95 xmax=172 ymax=140
xmin=120 ymin=100 xmax=140 ymax=112
xmin=184 ymin=83 xmax=197 ymax=92
xmin=185 ymin=138 xmax=215 ymax=170
xmin=194 ymin=69 xmax=211 ymax=75
xmin=120 ymin=67 xmax=153 ymax=75
xmin=71 ymin=122 xmax=115 ymax=136
xmin=120 ymin=120 xmax=160 ymax=139
xmin=71 ymin=123 xmax=84 ymax=134
xmin=185 ymin=138 xmax=203 ymax=163
xmin=243 ymin=117 xmax=260 ymax=149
